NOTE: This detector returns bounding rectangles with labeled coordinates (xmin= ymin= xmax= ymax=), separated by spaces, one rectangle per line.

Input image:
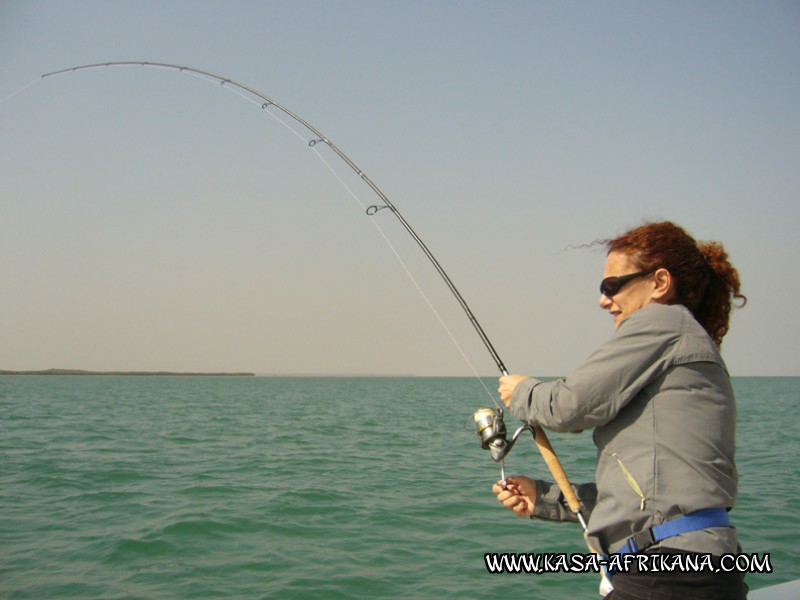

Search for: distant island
xmin=0 ymin=369 xmax=255 ymax=377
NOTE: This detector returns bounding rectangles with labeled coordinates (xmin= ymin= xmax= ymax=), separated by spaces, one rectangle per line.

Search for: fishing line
xmin=0 ymin=78 xmax=41 ymax=106
xmin=181 ymin=67 xmax=498 ymax=400
xmin=28 ymin=61 xmax=500 ymax=404
xmin=311 ymin=150 xmax=497 ymax=403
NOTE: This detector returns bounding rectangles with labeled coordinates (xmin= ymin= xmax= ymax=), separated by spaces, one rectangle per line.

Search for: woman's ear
xmin=651 ymin=268 xmax=675 ymax=303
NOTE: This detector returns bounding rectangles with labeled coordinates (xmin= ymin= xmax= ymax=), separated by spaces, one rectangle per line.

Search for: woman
xmin=494 ymin=221 xmax=747 ymax=599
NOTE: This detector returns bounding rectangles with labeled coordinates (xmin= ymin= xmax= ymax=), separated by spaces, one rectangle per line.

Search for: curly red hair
xmin=606 ymin=222 xmax=746 ymax=346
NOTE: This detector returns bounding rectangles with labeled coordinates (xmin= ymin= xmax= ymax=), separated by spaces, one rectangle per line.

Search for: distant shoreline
xmin=0 ymin=369 xmax=255 ymax=377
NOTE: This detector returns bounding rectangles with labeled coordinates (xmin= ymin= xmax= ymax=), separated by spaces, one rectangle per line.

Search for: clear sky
xmin=1 ymin=0 xmax=798 ymax=377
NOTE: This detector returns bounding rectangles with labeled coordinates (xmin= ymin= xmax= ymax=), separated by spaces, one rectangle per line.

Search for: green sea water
xmin=1 ymin=376 xmax=797 ymax=599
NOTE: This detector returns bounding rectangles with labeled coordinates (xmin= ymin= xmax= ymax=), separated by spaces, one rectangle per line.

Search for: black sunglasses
xmin=599 ymin=269 xmax=655 ymax=297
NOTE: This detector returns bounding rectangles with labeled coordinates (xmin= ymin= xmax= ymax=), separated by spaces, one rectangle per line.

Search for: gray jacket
xmin=509 ymin=303 xmax=739 ymax=556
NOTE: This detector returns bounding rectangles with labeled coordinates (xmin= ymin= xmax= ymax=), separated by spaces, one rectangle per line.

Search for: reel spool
xmin=473 ymin=407 xmax=509 ymax=462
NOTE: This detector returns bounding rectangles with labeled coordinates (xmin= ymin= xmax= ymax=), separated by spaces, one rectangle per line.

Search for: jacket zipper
xmin=612 ymin=452 xmax=647 ymax=511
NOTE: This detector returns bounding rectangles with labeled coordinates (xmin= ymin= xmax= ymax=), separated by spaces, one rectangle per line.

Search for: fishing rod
xmin=41 ymin=61 xmax=508 ymax=380
xmin=38 ymin=62 xmax=592 ymax=564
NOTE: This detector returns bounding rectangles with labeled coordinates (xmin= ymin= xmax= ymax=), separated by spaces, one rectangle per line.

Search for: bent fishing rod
xmin=41 ymin=61 xmax=506 ymax=377
xmin=38 ymin=60 xmax=587 ymax=529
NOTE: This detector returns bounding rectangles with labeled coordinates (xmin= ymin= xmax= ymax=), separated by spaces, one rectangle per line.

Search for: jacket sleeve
xmin=532 ymin=480 xmax=597 ymax=522
xmin=509 ymin=304 xmax=683 ymax=432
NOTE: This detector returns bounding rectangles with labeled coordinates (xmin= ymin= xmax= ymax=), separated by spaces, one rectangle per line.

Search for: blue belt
xmin=616 ymin=508 xmax=731 ymax=555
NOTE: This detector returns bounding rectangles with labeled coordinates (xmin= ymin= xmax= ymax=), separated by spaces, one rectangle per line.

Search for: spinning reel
xmin=472 ymin=407 xmax=536 ymax=482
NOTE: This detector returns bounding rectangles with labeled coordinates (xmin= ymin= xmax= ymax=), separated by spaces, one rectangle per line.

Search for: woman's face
xmin=599 ymin=251 xmax=658 ymax=329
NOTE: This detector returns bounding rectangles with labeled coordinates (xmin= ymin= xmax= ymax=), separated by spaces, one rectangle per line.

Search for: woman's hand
xmin=492 ymin=475 xmax=537 ymax=517
xmin=498 ymin=374 xmax=529 ymax=408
